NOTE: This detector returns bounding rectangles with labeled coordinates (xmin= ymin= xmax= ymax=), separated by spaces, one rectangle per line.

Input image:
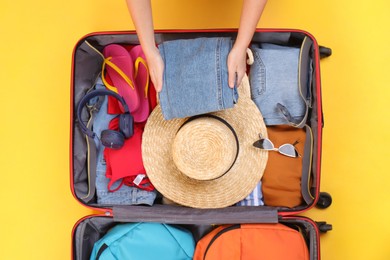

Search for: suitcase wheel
xmin=316 ymin=221 xmax=333 ymax=233
xmin=319 ymin=46 xmax=332 ymax=58
xmin=316 ymin=192 xmax=332 ymax=209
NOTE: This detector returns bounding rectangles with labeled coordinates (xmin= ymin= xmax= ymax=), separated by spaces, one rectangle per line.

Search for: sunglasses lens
xmin=261 ymin=139 xmax=274 ymax=150
xmin=279 ymin=144 xmax=299 ymax=158
xmin=253 ymin=138 xmax=274 ymax=150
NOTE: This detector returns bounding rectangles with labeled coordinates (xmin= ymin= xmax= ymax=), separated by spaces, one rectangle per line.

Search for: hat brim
xmin=142 ymin=76 xmax=268 ymax=208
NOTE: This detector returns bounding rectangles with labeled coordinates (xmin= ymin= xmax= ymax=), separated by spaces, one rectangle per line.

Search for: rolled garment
xmin=158 ymin=37 xmax=238 ymax=120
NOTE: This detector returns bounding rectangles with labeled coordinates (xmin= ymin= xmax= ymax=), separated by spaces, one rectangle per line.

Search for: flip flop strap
xmin=84 ymin=40 xmax=150 ymax=99
xmin=134 ymin=56 xmax=150 ymax=98
xmin=101 ymin=57 xmax=135 ymax=92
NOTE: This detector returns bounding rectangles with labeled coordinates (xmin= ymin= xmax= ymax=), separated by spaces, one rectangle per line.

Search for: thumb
xmin=228 ymin=69 xmax=236 ymax=88
xmin=150 ymin=70 xmax=163 ymax=93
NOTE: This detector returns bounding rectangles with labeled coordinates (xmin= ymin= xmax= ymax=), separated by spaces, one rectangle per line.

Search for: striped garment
xmin=236 ymin=182 xmax=264 ymax=206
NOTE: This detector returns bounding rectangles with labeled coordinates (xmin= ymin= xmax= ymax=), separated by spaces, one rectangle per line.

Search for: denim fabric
xmin=158 ymin=37 xmax=238 ymax=120
xmin=236 ymin=181 xmax=264 ymax=206
xmin=92 ymin=76 xmax=157 ymax=205
xmin=249 ymin=43 xmax=306 ymax=125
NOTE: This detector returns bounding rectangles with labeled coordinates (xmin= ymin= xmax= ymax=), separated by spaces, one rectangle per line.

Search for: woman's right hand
xmin=145 ymin=47 xmax=164 ymax=93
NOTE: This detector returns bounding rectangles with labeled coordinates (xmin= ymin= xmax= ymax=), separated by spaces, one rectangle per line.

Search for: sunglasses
xmin=253 ymin=134 xmax=300 ymax=158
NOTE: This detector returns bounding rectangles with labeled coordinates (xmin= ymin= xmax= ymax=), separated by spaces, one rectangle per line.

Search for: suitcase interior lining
xmin=73 ymin=216 xmax=318 ymax=260
xmin=71 ymin=30 xmax=320 ymax=212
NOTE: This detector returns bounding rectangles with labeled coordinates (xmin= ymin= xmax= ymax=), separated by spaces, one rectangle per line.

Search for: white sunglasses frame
xmin=253 ymin=134 xmax=301 ymax=158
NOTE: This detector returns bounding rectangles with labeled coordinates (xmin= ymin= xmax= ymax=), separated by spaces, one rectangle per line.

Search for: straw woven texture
xmin=172 ymin=117 xmax=238 ymax=180
xmin=142 ymin=75 xmax=268 ymax=208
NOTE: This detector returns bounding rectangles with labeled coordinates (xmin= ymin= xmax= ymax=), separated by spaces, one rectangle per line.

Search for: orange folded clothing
xmin=194 ymin=223 xmax=309 ymax=260
xmin=261 ymin=125 xmax=306 ymax=208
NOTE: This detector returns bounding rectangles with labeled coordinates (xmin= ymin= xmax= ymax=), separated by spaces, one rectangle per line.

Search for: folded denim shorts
xmin=249 ymin=43 xmax=308 ymax=126
xmin=158 ymin=37 xmax=238 ymax=120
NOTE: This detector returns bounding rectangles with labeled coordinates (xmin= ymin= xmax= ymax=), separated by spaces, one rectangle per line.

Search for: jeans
xmin=92 ymin=76 xmax=157 ymax=205
xmin=158 ymin=37 xmax=238 ymax=120
xmin=249 ymin=43 xmax=306 ymax=125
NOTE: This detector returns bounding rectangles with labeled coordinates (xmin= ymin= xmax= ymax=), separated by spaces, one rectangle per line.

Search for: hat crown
xmin=172 ymin=117 xmax=238 ymax=181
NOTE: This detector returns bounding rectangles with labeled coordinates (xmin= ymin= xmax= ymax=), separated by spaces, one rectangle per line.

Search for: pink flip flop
xmin=129 ymin=45 xmax=150 ymax=122
xmin=102 ymin=44 xmax=148 ymax=122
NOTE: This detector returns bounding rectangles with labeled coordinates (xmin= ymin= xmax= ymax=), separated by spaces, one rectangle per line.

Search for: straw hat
xmin=142 ymin=75 xmax=268 ymax=208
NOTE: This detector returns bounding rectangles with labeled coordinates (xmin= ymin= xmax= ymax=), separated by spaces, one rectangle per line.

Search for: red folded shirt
xmin=104 ymin=117 xmax=154 ymax=192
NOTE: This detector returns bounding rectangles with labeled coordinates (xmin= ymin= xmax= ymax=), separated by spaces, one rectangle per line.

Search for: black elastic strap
xmin=95 ymin=243 xmax=108 ymax=260
xmin=80 ymin=103 xmax=99 ymax=203
xmin=301 ymin=125 xmax=315 ymax=205
xmin=82 ymin=135 xmax=97 ymax=203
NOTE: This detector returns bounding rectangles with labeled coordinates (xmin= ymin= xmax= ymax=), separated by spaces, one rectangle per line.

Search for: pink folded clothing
xmin=102 ymin=44 xmax=150 ymax=122
xmin=105 ymin=72 xmax=157 ymax=116
xmin=129 ymin=45 xmax=150 ymax=121
xmin=104 ymin=117 xmax=154 ymax=192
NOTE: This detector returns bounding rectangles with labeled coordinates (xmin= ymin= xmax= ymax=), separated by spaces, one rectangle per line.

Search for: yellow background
xmin=0 ymin=0 xmax=389 ymax=259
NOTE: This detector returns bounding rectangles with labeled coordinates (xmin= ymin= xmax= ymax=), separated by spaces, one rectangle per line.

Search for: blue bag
xmin=90 ymin=222 xmax=195 ymax=260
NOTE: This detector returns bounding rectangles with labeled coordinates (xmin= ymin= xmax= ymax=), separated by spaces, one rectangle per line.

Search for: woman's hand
xmin=227 ymin=0 xmax=268 ymax=88
xmin=145 ymin=47 xmax=164 ymax=93
xmin=227 ymin=44 xmax=247 ymax=88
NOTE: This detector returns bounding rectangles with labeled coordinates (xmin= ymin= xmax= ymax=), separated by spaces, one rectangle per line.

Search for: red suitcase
xmin=70 ymin=29 xmax=332 ymax=259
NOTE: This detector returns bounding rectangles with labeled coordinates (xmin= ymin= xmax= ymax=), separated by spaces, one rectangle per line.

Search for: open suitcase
xmin=70 ymin=29 xmax=333 ymax=260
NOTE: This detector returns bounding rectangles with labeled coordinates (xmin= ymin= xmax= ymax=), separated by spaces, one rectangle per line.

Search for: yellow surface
xmin=0 ymin=0 xmax=389 ymax=259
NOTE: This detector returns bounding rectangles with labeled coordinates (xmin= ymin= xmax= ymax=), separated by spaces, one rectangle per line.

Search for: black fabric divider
xmin=113 ymin=205 xmax=279 ymax=225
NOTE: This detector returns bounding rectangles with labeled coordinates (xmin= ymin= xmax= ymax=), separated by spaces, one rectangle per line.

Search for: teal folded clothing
xmin=90 ymin=223 xmax=195 ymax=260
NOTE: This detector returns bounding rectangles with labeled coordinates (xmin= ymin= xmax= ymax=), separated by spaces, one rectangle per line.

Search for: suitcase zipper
xmin=203 ymin=224 xmax=240 ymax=259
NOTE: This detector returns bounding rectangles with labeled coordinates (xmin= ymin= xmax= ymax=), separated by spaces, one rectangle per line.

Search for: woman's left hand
xmin=227 ymin=44 xmax=247 ymax=88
